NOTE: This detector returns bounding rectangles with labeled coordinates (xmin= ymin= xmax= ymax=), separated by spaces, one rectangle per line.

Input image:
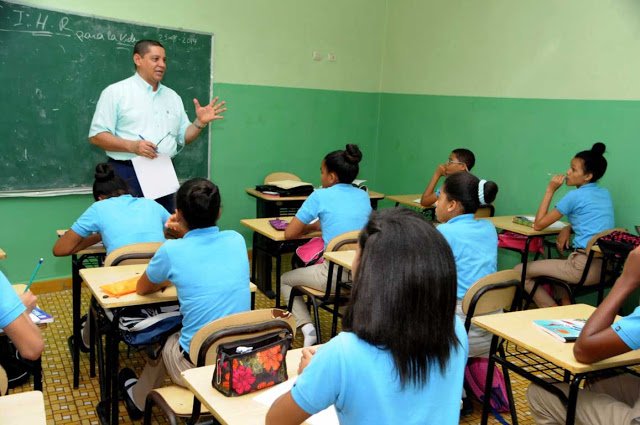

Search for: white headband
xmin=478 ymin=179 xmax=487 ymax=205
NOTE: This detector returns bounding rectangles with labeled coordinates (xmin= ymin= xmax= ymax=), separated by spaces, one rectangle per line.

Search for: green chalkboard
xmin=0 ymin=1 xmax=212 ymax=192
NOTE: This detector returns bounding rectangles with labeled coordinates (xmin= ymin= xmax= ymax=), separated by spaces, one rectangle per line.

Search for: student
xmin=420 ymin=148 xmax=475 ymax=207
xmin=119 ymin=178 xmax=250 ymax=420
xmin=515 ymin=142 xmax=614 ymax=307
xmin=527 ymin=246 xmax=640 ymax=425
xmin=0 ymin=271 xmax=44 ymax=361
xmin=436 ymin=171 xmax=499 ymax=358
xmin=267 ymin=208 xmax=468 ymax=425
xmin=281 ymin=144 xmax=372 ymax=347
xmin=53 ymin=162 xmax=170 ymax=256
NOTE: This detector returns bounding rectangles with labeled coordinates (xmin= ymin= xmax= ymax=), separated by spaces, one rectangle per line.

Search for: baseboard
xmin=30 ymin=277 xmax=72 ymax=294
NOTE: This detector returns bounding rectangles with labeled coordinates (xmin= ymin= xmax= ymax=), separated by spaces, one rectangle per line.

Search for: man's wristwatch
xmin=193 ymin=119 xmax=207 ymax=130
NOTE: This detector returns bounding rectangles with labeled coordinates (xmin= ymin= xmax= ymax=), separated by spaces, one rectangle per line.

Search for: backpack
xmin=0 ymin=336 xmax=30 ymax=389
xmin=498 ymin=231 xmax=544 ymax=254
xmin=292 ymin=237 xmax=325 ymax=269
xmin=118 ymin=304 xmax=183 ymax=347
xmin=464 ymin=357 xmax=510 ymax=413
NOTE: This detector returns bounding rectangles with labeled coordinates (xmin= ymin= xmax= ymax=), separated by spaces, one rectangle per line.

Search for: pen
xmin=155 ymin=131 xmax=171 ymax=149
xmin=24 ymin=258 xmax=44 ymax=293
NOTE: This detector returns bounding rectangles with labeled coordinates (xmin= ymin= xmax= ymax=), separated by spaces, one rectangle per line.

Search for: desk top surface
xmin=0 ymin=390 xmax=47 ymax=424
xmin=240 ymin=217 xmax=321 ymax=241
xmin=385 ymin=194 xmax=434 ymax=209
xmin=246 ymin=188 xmax=384 ymax=202
xmin=472 ymin=304 xmax=640 ymax=374
xmin=56 ymin=229 xmax=106 ymax=255
xmin=486 ymin=216 xmax=567 ymax=237
xmin=0 ymin=248 xmax=5 ymax=260
xmin=183 ymin=348 xmax=327 ymax=425
xmin=323 ymin=250 xmax=356 ymax=270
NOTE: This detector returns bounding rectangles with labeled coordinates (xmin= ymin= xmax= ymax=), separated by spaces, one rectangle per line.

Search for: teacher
xmin=88 ymin=39 xmax=226 ymax=212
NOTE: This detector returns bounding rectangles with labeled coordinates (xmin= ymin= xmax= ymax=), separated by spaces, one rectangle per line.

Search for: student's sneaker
xmin=119 ymin=368 xmax=143 ymax=420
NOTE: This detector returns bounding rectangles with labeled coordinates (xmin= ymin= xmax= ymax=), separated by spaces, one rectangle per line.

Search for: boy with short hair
xmin=420 ymin=148 xmax=475 ymax=207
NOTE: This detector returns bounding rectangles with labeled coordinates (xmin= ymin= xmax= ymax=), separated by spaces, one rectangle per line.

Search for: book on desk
xmin=533 ymin=318 xmax=586 ymax=342
xmin=513 ymin=215 xmax=567 ymax=231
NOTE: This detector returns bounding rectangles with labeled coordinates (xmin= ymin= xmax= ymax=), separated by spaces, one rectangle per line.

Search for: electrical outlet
xmin=327 ymin=53 xmax=336 ymax=62
xmin=312 ymin=51 xmax=322 ymax=61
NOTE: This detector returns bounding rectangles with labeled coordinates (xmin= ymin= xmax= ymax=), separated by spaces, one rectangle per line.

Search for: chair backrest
xmin=325 ymin=230 xmax=360 ymax=253
xmin=264 ymin=172 xmax=301 ymax=184
xmin=586 ymin=227 xmax=627 ymax=255
xmin=189 ymin=309 xmax=296 ymax=367
xmin=475 ymin=204 xmax=495 ymax=218
xmin=462 ymin=270 xmax=520 ymax=332
xmin=104 ymin=242 xmax=163 ymax=267
xmin=0 ymin=364 xmax=8 ymax=396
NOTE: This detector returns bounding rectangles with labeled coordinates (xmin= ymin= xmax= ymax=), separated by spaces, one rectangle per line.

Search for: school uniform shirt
xmin=437 ymin=213 xmax=498 ymax=299
xmin=291 ymin=318 xmax=469 ymax=425
xmin=0 ymin=272 xmax=26 ymax=329
xmin=555 ymin=183 xmax=614 ymax=249
xmin=145 ymin=226 xmax=250 ymax=352
xmin=89 ymin=72 xmax=191 ymax=161
xmin=71 ymin=194 xmax=170 ymax=255
xmin=295 ymin=183 xmax=372 ymax=248
xmin=612 ymin=306 xmax=640 ymax=350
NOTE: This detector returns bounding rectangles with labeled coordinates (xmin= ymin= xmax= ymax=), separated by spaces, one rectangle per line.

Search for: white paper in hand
xmin=131 ymin=154 xmax=180 ymax=200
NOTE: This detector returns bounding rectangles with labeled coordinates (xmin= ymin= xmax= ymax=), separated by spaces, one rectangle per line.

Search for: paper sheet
xmin=253 ymin=377 xmax=339 ymax=425
xmin=131 ymin=154 xmax=180 ymax=200
xmin=268 ymin=179 xmax=313 ymax=190
xmin=521 ymin=215 xmax=568 ymax=231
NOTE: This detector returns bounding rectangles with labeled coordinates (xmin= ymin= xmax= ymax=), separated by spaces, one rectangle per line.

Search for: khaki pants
xmin=280 ymin=261 xmax=344 ymax=328
xmin=527 ymin=374 xmax=640 ymax=425
xmin=455 ymin=300 xmax=497 ymax=359
xmin=131 ymin=332 xmax=193 ymax=408
xmin=514 ymin=252 xmax=602 ymax=307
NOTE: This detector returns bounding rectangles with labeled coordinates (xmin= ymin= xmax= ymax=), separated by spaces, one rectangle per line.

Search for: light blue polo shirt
xmin=295 ymin=184 xmax=371 ymax=248
xmin=71 ymin=194 xmax=170 ymax=254
xmin=555 ymin=183 xmax=614 ymax=249
xmin=0 ymin=272 xmax=26 ymax=329
xmin=612 ymin=306 xmax=640 ymax=350
xmin=438 ymin=214 xmax=498 ymax=299
xmin=145 ymin=227 xmax=251 ymax=352
xmin=291 ymin=319 xmax=468 ymax=425
xmin=89 ymin=72 xmax=191 ymax=160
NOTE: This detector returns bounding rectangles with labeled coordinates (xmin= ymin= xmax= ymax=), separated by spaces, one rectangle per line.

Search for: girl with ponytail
xmin=516 ymin=142 xmax=614 ymax=307
xmin=281 ymin=144 xmax=372 ymax=347
xmin=435 ymin=171 xmax=499 ymax=359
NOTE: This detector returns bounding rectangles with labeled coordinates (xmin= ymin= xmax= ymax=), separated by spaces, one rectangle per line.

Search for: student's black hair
xmin=176 ymin=178 xmax=221 ymax=229
xmin=575 ymin=142 xmax=608 ymax=183
xmin=133 ymin=39 xmax=164 ymax=57
xmin=323 ymin=144 xmax=363 ymax=184
xmin=343 ymin=208 xmax=460 ymax=388
xmin=452 ymin=148 xmax=475 ymax=171
xmin=92 ymin=163 xmax=129 ymax=201
xmin=442 ymin=172 xmax=498 ymax=213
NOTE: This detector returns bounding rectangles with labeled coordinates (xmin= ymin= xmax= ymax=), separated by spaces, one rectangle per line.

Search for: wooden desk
xmin=182 ymin=348 xmax=336 ymax=425
xmin=385 ymin=194 xmax=436 ymax=219
xmin=0 ymin=390 xmax=46 ymax=425
xmin=0 ymin=248 xmax=6 ymax=260
xmin=57 ymin=229 xmax=106 ymax=389
xmin=241 ymin=217 xmax=321 ymax=307
xmin=485 ymin=216 xmax=567 ymax=286
xmin=81 ymin=264 xmax=256 ymax=425
xmin=473 ymin=304 xmax=640 ymax=425
xmin=246 ymin=188 xmax=385 ymax=218
xmin=323 ymin=250 xmax=356 ymax=339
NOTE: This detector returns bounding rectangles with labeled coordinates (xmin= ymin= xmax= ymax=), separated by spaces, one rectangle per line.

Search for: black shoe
xmin=119 ymin=368 xmax=143 ymax=420
xmin=461 ymin=397 xmax=473 ymax=417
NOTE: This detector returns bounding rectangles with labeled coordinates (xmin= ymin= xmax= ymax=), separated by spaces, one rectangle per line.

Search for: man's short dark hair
xmin=133 ymin=39 xmax=164 ymax=57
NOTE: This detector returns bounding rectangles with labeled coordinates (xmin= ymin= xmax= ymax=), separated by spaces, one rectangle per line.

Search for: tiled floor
xmin=9 ymin=284 xmax=536 ymax=424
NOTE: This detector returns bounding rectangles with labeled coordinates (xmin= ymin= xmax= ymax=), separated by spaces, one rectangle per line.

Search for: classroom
xmin=1 ymin=0 xmax=640 ymax=424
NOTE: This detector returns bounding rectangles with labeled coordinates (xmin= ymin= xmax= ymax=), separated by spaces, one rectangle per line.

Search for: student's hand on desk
xmin=297 ymin=347 xmax=317 ymax=375
xmin=20 ymin=291 xmax=37 ymax=314
xmin=193 ymin=95 xmax=227 ymax=125
xmin=131 ymin=140 xmax=158 ymax=159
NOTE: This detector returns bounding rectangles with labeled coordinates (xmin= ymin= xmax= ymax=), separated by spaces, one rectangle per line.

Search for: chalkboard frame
xmin=0 ymin=0 xmax=214 ymax=196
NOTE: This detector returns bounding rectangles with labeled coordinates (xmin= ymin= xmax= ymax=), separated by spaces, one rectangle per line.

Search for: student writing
xmin=281 ymin=144 xmax=372 ymax=347
xmin=515 ymin=142 xmax=614 ymax=307
xmin=120 ymin=178 xmax=250 ymax=420
xmin=420 ymin=148 xmax=475 ymax=207
xmin=267 ymin=208 xmax=468 ymax=425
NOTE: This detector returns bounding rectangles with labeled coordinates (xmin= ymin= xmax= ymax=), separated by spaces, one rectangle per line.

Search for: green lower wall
xmin=0 ymin=83 xmax=381 ymax=283
xmin=376 ymin=93 xmax=640 ymax=232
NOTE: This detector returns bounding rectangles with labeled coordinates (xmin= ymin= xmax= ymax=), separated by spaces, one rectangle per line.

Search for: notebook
xmin=533 ymin=318 xmax=586 ymax=342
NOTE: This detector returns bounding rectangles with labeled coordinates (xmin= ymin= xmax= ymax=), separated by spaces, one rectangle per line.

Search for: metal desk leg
xmin=481 ymin=335 xmax=500 ymax=425
xmin=330 ymin=265 xmax=344 ymax=338
xmin=71 ymin=254 xmax=81 ymax=388
xmin=274 ymin=246 xmax=283 ymax=308
xmin=498 ymin=344 xmax=519 ymax=425
xmin=565 ymin=375 xmax=585 ymax=425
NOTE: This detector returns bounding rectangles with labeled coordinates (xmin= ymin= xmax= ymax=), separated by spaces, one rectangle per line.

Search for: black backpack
xmin=0 ymin=336 xmax=30 ymax=389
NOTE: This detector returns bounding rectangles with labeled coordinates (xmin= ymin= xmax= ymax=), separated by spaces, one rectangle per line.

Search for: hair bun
xmin=94 ymin=163 xmax=115 ymax=182
xmin=591 ymin=142 xmax=606 ymax=156
xmin=344 ymin=143 xmax=363 ymax=165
